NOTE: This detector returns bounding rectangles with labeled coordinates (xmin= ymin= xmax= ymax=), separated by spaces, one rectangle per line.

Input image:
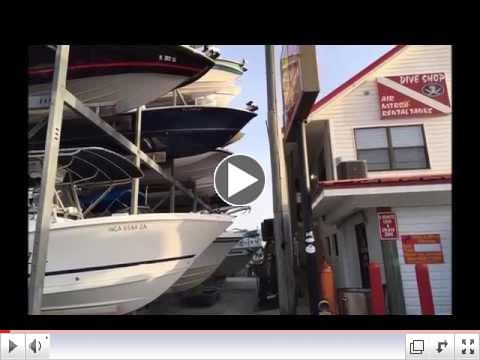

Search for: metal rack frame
xmin=28 ymin=45 xmax=213 ymax=314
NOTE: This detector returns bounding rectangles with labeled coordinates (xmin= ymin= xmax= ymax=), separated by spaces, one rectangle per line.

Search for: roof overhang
xmin=312 ymin=174 xmax=451 ymax=224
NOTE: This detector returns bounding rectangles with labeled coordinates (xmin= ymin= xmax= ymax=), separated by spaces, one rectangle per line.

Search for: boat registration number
xmin=108 ymin=223 xmax=148 ymax=232
xmin=29 ymin=95 xmax=51 ymax=109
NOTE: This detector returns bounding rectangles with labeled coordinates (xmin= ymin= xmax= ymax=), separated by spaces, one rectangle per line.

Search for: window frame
xmin=333 ymin=233 xmax=339 ymax=257
xmin=354 ymin=124 xmax=430 ymax=172
xmin=326 ymin=236 xmax=331 ymax=257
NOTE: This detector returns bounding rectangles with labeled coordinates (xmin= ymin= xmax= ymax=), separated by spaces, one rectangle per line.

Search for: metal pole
xmin=29 ymin=45 xmax=70 ymax=315
xmin=130 ymin=107 xmax=142 ymax=215
xmin=192 ymin=182 xmax=198 ymax=212
xmin=169 ymin=158 xmax=175 ymax=213
xmin=265 ymin=45 xmax=296 ymax=314
xmin=297 ymin=121 xmax=320 ymax=314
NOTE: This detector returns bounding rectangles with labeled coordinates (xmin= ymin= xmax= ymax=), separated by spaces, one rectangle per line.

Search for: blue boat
xmin=29 ymin=105 xmax=256 ymax=158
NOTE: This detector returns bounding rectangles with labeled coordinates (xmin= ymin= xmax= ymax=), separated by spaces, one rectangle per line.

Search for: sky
xmin=218 ymin=45 xmax=395 ymax=231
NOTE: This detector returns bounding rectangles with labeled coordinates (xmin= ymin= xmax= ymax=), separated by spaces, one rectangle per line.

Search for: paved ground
xmin=136 ymin=277 xmax=282 ymax=315
xmin=136 ymin=276 xmax=311 ymax=315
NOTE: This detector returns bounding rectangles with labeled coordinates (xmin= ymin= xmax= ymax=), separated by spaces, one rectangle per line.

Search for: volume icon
xmin=29 ymin=338 xmax=41 ymax=353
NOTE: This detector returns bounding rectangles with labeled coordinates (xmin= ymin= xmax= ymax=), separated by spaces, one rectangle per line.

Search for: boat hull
xmin=213 ymin=247 xmax=262 ymax=278
xmin=168 ymin=232 xmax=242 ymax=293
xmin=28 ymin=213 xmax=232 ymax=314
xmin=28 ymin=45 xmax=214 ymax=116
xmin=28 ymin=106 xmax=256 ymax=158
xmin=148 ymin=58 xmax=245 ymax=108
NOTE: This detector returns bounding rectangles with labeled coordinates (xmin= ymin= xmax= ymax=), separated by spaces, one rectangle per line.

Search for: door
xmin=355 ymin=223 xmax=370 ymax=288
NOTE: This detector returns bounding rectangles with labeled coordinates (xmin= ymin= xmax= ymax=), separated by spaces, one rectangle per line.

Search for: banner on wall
xmin=377 ymin=72 xmax=451 ymax=119
xmin=401 ymin=234 xmax=444 ymax=264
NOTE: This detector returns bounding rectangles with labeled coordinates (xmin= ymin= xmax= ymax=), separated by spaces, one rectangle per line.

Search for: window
xmin=326 ymin=236 xmax=331 ymax=256
xmin=355 ymin=125 xmax=428 ymax=171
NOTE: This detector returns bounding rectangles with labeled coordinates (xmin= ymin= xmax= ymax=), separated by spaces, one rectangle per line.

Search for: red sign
xmin=280 ymin=45 xmax=319 ymax=141
xmin=377 ymin=72 xmax=451 ymax=119
xmin=377 ymin=212 xmax=399 ymax=240
xmin=401 ymin=234 xmax=444 ymax=264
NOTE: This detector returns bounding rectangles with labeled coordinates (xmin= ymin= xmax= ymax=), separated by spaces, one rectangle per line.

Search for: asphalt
xmin=135 ymin=277 xmax=282 ymax=315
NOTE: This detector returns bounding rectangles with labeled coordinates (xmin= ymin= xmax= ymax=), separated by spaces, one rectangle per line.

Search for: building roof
xmin=309 ymin=45 xmax=408 ymax=115
xmin=316 ymin=173 xmax=451 ymax=192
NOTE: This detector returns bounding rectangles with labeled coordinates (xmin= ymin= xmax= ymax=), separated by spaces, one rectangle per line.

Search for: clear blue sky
xmin=218 ymin=45 xmax=395 ymax=230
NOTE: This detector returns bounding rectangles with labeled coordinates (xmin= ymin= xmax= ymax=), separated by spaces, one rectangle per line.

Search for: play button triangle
xmin=228 ymin=162 xmax=258 ymax=197
xmin=9 ymin=339 xmax=17 ymax=353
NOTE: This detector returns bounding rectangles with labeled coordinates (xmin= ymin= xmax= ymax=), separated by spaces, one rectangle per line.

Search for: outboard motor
xmin=246 ymin=101 xmax=258 ymax=112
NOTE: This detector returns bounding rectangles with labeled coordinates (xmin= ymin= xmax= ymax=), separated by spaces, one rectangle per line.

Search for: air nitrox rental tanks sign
xmin=377 ymin=72 xmax=451 ymax=119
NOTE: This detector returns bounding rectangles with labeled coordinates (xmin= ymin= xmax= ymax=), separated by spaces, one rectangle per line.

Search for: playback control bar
xmin=0 ymin=331 xmax=479 ymax=360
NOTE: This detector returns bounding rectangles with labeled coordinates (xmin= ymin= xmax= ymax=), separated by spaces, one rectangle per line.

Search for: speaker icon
xmin=29 ymin=338 xmax=42 ymax=354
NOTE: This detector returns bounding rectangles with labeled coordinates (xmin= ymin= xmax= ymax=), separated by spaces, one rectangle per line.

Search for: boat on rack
xmin=142 ymin=149 xmax=232 ymax=185
xmin=168 ymin=229 xmax=247 ymax=293
xmin=28 ymin=45 xmax=215 ymax=118
xmin=28 ymin=147 xmax=232 ymax=315
xmin=148 ymin=57 xmax=247 ymax=108
xmin=213 ymin=230 xmax=263 ymax=278
xmin=78 ymin=149 xmax=232 ymax=215
xmin=28 ymin=106 xmax=257 ymax=158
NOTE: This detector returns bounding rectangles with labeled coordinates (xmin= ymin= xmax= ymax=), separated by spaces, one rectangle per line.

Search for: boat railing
xmin=209 ymin=205 xmax=251 ymax=216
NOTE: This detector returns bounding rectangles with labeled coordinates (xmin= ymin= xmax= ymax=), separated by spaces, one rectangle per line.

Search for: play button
xmin=9 ymin=340 xmax=17 ymax=353
xmin=214 ymin=154 xmax=265 ymax=206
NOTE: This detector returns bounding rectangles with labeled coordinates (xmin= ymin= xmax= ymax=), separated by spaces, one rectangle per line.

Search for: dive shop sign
xmin=377 ymin=72 xmax=451 ymax=119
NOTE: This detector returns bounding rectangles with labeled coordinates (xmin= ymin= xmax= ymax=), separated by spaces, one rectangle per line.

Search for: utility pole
xmin=265 ymin=45 xmax=296 ymax=314
xmin=296 ymin=120 xmax=320 ymax=314
xmin=29 ymin=45 xmax=70 ymax=314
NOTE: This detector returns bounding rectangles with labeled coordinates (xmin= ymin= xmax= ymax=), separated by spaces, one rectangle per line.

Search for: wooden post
xmin=265 ymin=45 xmax=296 ymax=314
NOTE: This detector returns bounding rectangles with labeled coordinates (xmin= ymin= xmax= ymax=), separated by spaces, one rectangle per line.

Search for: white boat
xmin=168 ymin=230 xmax=246 ymax=293
xmin=213 ymin=230 xmax=263 ymax=278
xmin=141 ymin=149 xmax=232 ymax=185
xmin=28 ymin=45 xmax=215 ymax=119
xmin=28 ymin=147 xmax=233 ymax=314
xmin=147 ymin=57 xmax=247 ymax=108
xmin=28 ymin=212 xmax=232 ymax=315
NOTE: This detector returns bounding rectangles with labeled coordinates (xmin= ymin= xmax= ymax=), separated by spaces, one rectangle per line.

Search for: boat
xmin=28 ymin=45 xmax=215 ymax=118
xmin=77 ymin=148 xmax=233 ymax=216
xmin=213 ymin=230 xmax=263 ymax=278
xmin=168 ymin=229 xmax=247 ymax=293
xmin=28 ymin=147 xmax=232 ymax=314
xmin=28 ymin=105 xmax=257 ymax=158
xmin=148 ymin=57 xmax=247 ymax=108
xmin=141 ymin=149 xmax=232 ymax=185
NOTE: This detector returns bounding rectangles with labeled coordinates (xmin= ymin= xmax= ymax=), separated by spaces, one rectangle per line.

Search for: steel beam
xmin=168 ymin=158 xmax=175 ymax=213
xmin=29 ymin=45 xmax=70 ymax=315
xmin=130 ymin=107 xmax=142 ymax=215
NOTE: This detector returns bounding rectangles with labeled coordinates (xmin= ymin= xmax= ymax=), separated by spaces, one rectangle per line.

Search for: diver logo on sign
xmin=422 ymin=83 xmax=444 ymax=97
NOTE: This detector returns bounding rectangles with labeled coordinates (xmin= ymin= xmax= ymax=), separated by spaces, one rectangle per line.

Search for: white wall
xmin=318 ymin=206 xmax=451 ymax=315
xmin=394 ymin=206 xmax=452 ymax=315
xmin=309 ymin=45 xmax=452 ymax=180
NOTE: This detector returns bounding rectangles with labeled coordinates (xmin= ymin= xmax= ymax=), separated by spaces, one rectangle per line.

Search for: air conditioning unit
xmin=337 ymin=160 xmax=368 ymax=180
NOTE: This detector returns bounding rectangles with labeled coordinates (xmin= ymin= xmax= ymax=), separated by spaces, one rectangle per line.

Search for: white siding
xmin=331 ymin=210 xmax=385 ymax=288
xmin=394 ymin=206 xmax=452 ymax=315
xmin=309 ymin=45 xmax=452 ymax=179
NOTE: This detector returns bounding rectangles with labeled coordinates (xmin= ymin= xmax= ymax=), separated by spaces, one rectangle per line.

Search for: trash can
xmin=337 ymin=288 xmax=371 ymax=315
